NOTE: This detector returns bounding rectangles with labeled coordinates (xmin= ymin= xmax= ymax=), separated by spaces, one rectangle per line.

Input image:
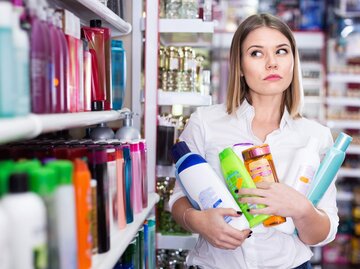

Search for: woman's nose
xmin=266 ymin=57 xmax=278 ymax=70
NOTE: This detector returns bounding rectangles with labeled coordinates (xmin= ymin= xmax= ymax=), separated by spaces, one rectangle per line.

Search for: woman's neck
xmin=251 ymin=95 xmax=283 ymax=124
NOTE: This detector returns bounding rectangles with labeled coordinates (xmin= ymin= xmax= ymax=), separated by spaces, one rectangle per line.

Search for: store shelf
xmin=0 ymin=109 xmax=129 ymax=144
xmin=326 ymin=120 xmax=360 ymax=129
xmin=92 ymin=193 xmax=160 ymax=269
xmin=51 ymin=0 xmax=132 ymax=36
xmin=326 ymin=97 xmax=360 ymax=107
xmin=334 ymin=8 xmax=360 ymax=18
xmin=304 ymin=96 xmax=323 ymax=103
xmin=158 ymin=90 xmax=212 ymax=106
xmin=327 ymin=73 xmax=360 ymax=83
xmin=159 ymin=19 xmax=214 ymax=33
xmin=213 ymin=31 xmax=324 ymax=49
xmin=338 ymin=168 xmax=360 ymax=178
xmin=347 ymin=145 xmax=360 ymax=154
xmin=157 ymin=233 xmax=198 ymax=250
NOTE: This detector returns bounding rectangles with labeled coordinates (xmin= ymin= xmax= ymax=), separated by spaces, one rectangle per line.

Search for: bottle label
xmin=249 ymin=158 xmax=275 ymax=183
xmin=199 ymin=187 xmax=232 ymax=223
xmin=293 ymin=164 xmax=315 ymax=196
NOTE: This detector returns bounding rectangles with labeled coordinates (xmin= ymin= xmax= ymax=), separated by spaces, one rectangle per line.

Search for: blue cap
xmin=334 ymin=132 xmax=352 ymax=152
xmin=171 ymin=141 xmax=191 ymax=163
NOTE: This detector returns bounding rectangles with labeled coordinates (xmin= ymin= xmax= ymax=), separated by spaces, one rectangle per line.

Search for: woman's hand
xmin=237 ymin=181 xmax=310 ymax=219
xmin=186 ymin=208 xmax=252 ymax=250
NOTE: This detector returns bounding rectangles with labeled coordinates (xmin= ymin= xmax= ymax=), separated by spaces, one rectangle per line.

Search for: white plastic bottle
xmin=0 ymin=205 xmax=10 ymax=269
xmin=46 ymin=161 xmax=77 ymax=269
xmin=275 ymin=137 xmax=320 ymax=234
xmin=171 ymin=141 xmax=249 ymax=231
xmin=2 ymin=173 xmax=47 ymax=269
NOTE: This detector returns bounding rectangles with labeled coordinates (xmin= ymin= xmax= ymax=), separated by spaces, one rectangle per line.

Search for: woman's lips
xmin=264 ymin=74 xmax=282 ymax=81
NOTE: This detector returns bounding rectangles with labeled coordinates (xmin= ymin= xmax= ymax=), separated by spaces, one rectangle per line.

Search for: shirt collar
xmin=235 ymin=99 xmax=294 ymax=130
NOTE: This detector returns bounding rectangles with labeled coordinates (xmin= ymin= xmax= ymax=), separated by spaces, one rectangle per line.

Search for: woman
xmin=169 ymin=13 xmax=338 ymax=269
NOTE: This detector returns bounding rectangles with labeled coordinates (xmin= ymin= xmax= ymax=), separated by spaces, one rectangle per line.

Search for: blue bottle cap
xmin=334 ymin=132 xmax=352 ymax=152
xmin=171 ymin=141 xmax=191 ymax=163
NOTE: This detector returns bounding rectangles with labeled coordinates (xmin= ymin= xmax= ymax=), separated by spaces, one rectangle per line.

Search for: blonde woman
xmin=169 ymin=13 xmax=338 ymax=269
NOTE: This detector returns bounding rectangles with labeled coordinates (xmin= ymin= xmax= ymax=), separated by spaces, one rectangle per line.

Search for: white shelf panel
xmin=159 ymin=19 xmax=214 ymax=33
xmin=347 ymin=145 xmax=360 ymax=154
xmin=51 ymin=0 xmax=132 ymax=36
xmin=92 ymin=193 xmax=160 ymax=269
xmin=326 ymin=97 xmax=360 ymax=107
xmin=338 ymin=168 xmax=360 ymax=178
xmin=326 ymin=120 xmax=360 ymax=129
xmin=158 ymin=90 xmax=212 ymax=106
xmin=0 ymin=109 xmax=129 ymax=144
xmin=327 ymin=73 xmax=360 ymax=83
xmin=304 ymin=96 xmax=323 ymax=103
xmin=157 ymin=233 xmax=198 ymax=250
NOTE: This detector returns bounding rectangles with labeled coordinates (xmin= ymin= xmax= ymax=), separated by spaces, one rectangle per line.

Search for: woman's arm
xmin=171 ymin=196 xmax=252 ymax=249
xmin=237 ymin=181 xmax=330 ymax=245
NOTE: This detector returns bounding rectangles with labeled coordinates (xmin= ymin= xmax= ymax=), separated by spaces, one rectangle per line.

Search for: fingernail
xmin=247 ymin=233 xmax=252 ymax=238
xmin=236 ymin=211 xmax=242 ymax=215
xmin=246 ymin=209 xmax=250 ymax=212
xmin=234 ymin=189 xmax=239 ymax=193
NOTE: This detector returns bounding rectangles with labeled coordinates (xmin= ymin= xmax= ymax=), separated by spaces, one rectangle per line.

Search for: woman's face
xmin=241 ymin=26 xmax=294 ymax=98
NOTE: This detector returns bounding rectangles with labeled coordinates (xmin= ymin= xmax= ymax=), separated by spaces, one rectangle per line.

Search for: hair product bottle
xmin=242 ymin=144 xmax=286 ymax=227
xmin=111 ymin=39 xmax=126 ymax=110
xmin=139 ymin=140 xmax=148 ymax=208
xmin=2 ymin=172 xmax=47 ymax=269
xmin=307 ymin=132 xmax=352 ymax=206
xmin=171 ymin=141 xmax=249 ymax=231
xmin=130 ymin=141 xmax=142 ymax=214
xmin=219 ymin=147 xmax=270 ymax=228
xmin=123 ymin=144 xmax=134 ymax=224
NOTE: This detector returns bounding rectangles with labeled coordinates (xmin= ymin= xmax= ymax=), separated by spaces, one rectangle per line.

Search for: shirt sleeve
xmin=309 ymin=128 xmax=339 ymax=247
xmin=168 ymin=108 xmax=206 ymax=211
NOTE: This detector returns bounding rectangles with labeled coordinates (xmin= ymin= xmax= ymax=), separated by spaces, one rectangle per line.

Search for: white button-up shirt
xmin=169 ymin=100 xmax=339 ymax=269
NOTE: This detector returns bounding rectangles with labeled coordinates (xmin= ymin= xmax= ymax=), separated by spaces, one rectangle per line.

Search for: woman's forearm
xmin=293 ymin=199 xmax=331 ymax=245
xmin=171 ymin=196 xmax=195 ymax=232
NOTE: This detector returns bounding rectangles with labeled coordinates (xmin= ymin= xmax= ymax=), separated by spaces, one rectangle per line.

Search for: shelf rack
xmin=326 ymin=97 xmax=360 ymax=107
xmin=51 ymin=0 xmax=132 ymax=36
xmin=327 ymin=73 xmax=360 ymax=84
xmin=326 ymin=120 xmax=360 ymax=129
xmin=0 ymin=109 xmax=128 ymax=144
xmin=92 ymin=193 xmax=160 ymax=269
xmin=158 ymin=90 xmax=212 ymax=106
xmin=156 ymin=233 xmax=198 ymax=250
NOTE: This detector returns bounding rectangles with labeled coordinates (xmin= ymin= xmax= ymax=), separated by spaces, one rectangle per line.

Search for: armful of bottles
xmin=171 ymin=132 xmax=352 ymax=234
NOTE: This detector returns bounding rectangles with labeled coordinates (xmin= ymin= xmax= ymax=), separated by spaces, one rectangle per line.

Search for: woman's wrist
xmin=183 ymin=207 xmax=196 ymax=232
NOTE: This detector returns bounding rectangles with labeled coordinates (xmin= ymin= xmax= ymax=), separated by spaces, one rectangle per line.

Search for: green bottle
xmin=219 ymin=147 xmax=270 ymax=228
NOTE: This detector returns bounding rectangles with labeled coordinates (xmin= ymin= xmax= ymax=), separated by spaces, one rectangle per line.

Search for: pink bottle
xmin=47 ymin=9 xmax=62 ymax=113
xmin=55 ymin=12 xmax=69 ymax=113
xmin=113 ymin=142 xmax=126 ymax=229
xmin=129 ymin=141 xmax=142 ymax=214
xmin=139 ymin=140 xmax=148 ymax=208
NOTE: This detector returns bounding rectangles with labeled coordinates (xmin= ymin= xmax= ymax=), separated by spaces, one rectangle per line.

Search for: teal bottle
xmin=307 ymin=132 xmax=352 ymax=206
xmin=111 ymin=40 xmax=126 ymax=110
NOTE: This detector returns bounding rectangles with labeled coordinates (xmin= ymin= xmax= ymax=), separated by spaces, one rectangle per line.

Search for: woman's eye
xmin=250 ymin=50 xmax=262 ymax=57
xmin=277 ymin=48 xmax=288 ymax=55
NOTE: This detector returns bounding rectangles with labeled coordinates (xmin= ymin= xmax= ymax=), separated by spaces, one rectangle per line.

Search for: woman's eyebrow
xmin=246 ymin=43 xmax=290 ymax=52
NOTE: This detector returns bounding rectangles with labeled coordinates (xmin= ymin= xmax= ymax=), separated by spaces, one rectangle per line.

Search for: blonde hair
xmin=226 ymin=13 xmax=303 ymax=118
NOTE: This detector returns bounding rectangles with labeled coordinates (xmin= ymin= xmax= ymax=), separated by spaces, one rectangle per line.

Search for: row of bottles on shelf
xmin=159 ymin=46 xmax=210 ymax=95
xmin=160 ymin=0 xmax=212 ymax=21
xmin=0 ymin=119 xmax=147 ymax=269
xmin=0 ymin=0 xmax=126 ymax=118
xmin=113 ymin=219 xmax=156 ymax=269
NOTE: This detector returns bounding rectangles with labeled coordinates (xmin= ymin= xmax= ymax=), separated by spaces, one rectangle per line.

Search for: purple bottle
xmin=129 ymin=141 xmax=142 ymax=214
xmin=139 ymin=140 xmax=148 ymax=208
xmin=55 ymin=12 xmax=69 ymax=113
xmin=28 ymin=0 xmax=49 ymax=113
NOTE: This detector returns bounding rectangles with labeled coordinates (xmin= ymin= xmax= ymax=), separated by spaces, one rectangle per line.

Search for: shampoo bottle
xmin=123 ymin=144 xmax=134 ymax=224
xmin=219 ymin=147 xmax=270 ymax=228
xmin=307 ymin=132 xmax=352 ymax=206
xmin=0 ymin=2 xmax=16 ymax=118
xmin=130 ymin=141 xmax=142 ymax=214
xmin=171 ymin=141 xmax=249 ymax=231
xmin=111 ymin=40 xmax=126 ymax=110
xmin=46 ymin=160 xmax=78 ymax=269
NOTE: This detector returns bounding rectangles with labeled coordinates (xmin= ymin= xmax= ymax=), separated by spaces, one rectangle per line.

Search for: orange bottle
xmin=114 ymin=142 xmax=126 ymax=229
xmin=242 ymin=144 xmax=286 ymax=227
xmin=73 ymin=159 xmax=92 ymax=269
